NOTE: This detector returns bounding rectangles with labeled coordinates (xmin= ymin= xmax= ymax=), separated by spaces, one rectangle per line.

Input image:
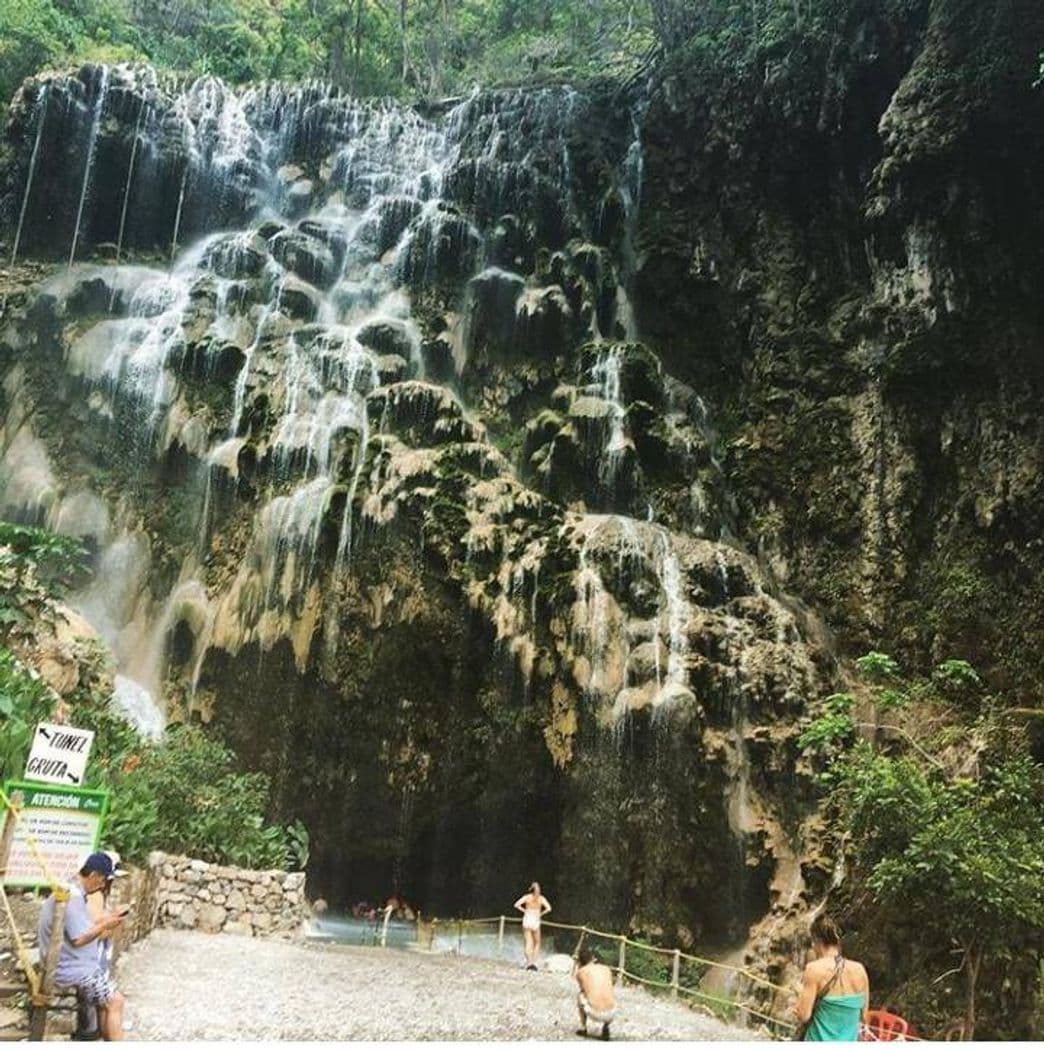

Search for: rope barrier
xmin=508 ymin=915 xmax=787 ymax=995
xmin=676 ymin=983 xmax=795 ymax=1032
xmin=426 ymin=911 xmax=796 ymax=1033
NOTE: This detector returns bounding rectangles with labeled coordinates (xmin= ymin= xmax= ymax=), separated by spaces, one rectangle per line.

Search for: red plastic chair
xmin=862 ymin=1010 xmax=910 ymax=1041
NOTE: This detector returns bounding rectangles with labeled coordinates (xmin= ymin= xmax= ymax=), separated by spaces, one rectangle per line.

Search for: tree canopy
xmin=802 ymin=655 xmax=1044 ymax=1037
xmin=0 ymin=0 xmax=937 ymax=113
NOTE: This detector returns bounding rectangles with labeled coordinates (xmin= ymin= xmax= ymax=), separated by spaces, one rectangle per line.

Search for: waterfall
xmin=21 ymin=76 xmax=651 ymax=638
xmin=589 ymin=345 xmax=629 ymax=488
xmin=113 ymin=101 xmax=148 ymax=273
xmin=68 ymin=67 xmax=110 ymax=269
xmin=0 ymin=66 xmax=832 ymax=957
xmin=112 ymin=674 xmax=166 ymax=739
xmin=18 ymin=68 xmax=756 ymax=743
xmin=9 ymin=85 xmax=49 ymax=270
xmin=170 ymin=168 xmax=189 ymax=263
xmin=570 ymin=515 xmax=694 ymax=721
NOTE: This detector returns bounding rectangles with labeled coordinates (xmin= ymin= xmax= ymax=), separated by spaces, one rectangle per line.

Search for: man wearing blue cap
xmin=38 ymin=852 xmax=129 ymax=1041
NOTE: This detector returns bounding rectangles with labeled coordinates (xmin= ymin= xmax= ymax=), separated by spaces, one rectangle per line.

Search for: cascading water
xmin=8 ymin=84 xmax=49 ymax=271
xmin=5 ymin=65 xmax=700 ymax=724
xmin=1 ymin=64 xmax=822 ymax=948
xmin=112 ymin=674 xmax=165 ymax=739
xmin=588 ymin=345 xmax=629 ymax=487
xmin=112 ymin=100 xmax=148 ymax=274
xmin=597 ymin=100 xmax=647 ymax=341
xmin=68 ymin=67 xmax=110 ymax=269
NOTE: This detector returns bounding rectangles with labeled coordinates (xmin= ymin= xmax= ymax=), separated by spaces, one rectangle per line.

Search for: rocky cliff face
xmin=638 ymin=0 xmax=1044 ymax=704
xmin=0 ymin=65 xmax=825 ymax=958
xmin=1 ymin=0 xmax=1039 ymax=991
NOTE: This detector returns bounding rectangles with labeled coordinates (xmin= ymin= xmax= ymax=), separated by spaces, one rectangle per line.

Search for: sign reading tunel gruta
xmin=23 ymin=722 xmax=95 ymax=786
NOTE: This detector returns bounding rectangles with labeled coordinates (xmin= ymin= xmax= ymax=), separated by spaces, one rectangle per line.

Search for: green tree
xmin=804 ymin=654 xmax=1044 ymax=1038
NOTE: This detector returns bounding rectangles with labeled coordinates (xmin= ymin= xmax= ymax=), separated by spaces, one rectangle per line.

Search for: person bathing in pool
xmin=513 ymin=881 xmax=551 ymax=970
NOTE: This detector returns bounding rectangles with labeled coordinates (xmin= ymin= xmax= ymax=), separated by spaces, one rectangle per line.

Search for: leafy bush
xmin=798 ymin=691 xmax=854 ymax=752
xmin=0 ymin=648 xmax=55 ymax=781
xmin=806 ymin=652 xmax=1044 ymax=1037
xmin=0 ymin=522 xmax=88 ymax=593
xmin=0 ymin=644 xmax=300 ymax=867
xmin=855 ymin=650 xmax=901 ymax=683
xmin=932 ymin=658 xmax=983 ymax=703
xmin=105 ymin=724 xmax=290 ymax=867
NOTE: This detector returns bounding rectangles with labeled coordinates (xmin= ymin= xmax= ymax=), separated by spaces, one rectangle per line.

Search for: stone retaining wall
xmin=147 ymin=852 xmax=307 ymax=937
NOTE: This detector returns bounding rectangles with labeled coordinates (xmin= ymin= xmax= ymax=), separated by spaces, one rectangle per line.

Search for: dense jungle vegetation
xmin=0 ymin=0 xmax=933 ymax=112
xmin=2 ymin=0 xmax=1044 ymax=1038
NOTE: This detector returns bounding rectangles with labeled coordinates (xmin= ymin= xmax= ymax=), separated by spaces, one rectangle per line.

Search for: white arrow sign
xmin=24 ymin=723 xmax=95 ymax=786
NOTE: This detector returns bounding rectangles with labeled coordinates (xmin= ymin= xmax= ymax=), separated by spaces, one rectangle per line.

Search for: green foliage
xmin=932 ymin=658 xmax=983 ymax=704
xmin=85 ymin=721 xmax=295 ymax=868
xmin=0 ymin=642 xmax=301 ymax=869
xmin=836 ymin=744 xmax=1044 ymax=947
xmin=814 ymin=651 xmax=1044 ymax=1035
xmin=0 ymin=0 xmax=657 ymax=109
xmin=0 ymin=649 xmax=54 ymax=781
xmin=798 ymin=691 xmax=854 ymax=752
xmin=855 ymin=650 xmax=900 ymax=682
xmin=0 ymin=522 xmax=89 ymax=593
xmin=285 ymin=818 xmax=311 ymax=869
xmin=0 ymin=522 xmax=306 ymax=871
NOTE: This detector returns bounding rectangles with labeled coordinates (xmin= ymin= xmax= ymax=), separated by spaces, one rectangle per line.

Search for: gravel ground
xmin=116 ymin=929 xmax=760 ymax=1041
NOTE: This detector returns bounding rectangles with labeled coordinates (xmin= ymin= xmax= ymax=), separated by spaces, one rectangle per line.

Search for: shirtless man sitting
xmin=574 ymin=947 xmax=617 ymax=1040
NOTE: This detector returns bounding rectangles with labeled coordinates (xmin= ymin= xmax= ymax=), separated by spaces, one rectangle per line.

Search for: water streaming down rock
xmin=8 ymin=84 xmax=49 ymax=271
xmin=68 ymin=67 xmax=110 ymax=269
xmin=112 ymin=99 xmax=148 ymax=277
xmin=588 ymin=345 xmax=629 ymax=488
xmin=112 ymin=674 xmax=166 ymax=739
xmin=0 ymin=64 xmax=824 ymax=951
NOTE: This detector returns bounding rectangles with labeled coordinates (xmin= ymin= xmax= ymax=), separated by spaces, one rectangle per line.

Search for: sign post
xmin=23 ymin=723 xmax=95 ymax=786
xmin=1 ymin=781 xmax=109 ymax=889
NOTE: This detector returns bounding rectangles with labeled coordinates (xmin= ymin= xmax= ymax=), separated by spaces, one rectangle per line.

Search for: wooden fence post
xmin=430 ymin=917 xmax=438 ymax=952
xmin=29 ymin=887 xmax=69 ymax=1040
xmin=617 ymin=937 xmax=626 ymax=986
xmin=457 ymin=918 xmax=463 ymax=954
xmin=672 ymin=949 xmax=681 ymax=996
xmin=497 ymin=915 xmax=505 ymax=956
xmin=380 ymin=906 xmax=391 ymax=947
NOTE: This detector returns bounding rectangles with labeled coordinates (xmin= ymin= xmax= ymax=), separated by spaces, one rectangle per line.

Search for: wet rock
xmin=285 ymin=179 xmax=316 ymax=217
xmin=463 ymin=267 xmax=526 ymax=359
xmin=626 ymin=640 xmax=669 ymax=684
xmin=277 ymin=275 xmax=320 ymax=320
xmin=397 ymin=205 xmax=480 ymax=286
xmin=355 ymin=319 xmax=417 ymax=359
xmin=376 ymin=354 xmax=409 ymax=385
xmin=269 ymin=230 xmax=337 ymax=290
xmin=204 ymin=233 xmax=268 ymax=279
xmin=420 ymin=335 xmax=456 ymax=382
xmin=276 ymin=164 xmax=305 ymax=186
xmin=359 ymin=195 xmax=422 ymax=255
xmin=515 ymin=284 xmax=573 ymax=356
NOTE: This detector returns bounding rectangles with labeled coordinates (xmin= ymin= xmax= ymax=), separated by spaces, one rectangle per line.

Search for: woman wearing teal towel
xmin=793 ymin=915 xmax=869 ymax=1041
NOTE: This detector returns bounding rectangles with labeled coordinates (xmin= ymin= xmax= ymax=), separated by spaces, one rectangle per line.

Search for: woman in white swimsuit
xmin=513 ymin=882 xmax=551 ymax=970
